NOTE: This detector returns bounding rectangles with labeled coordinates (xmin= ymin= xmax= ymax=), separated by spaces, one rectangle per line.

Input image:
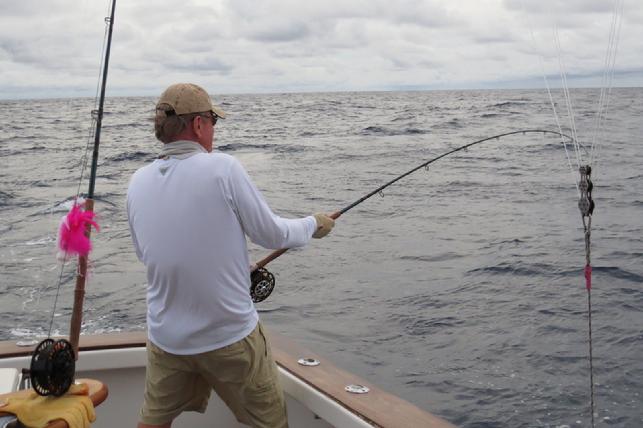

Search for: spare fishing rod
xmin=25 ymin=0 xmax=117 ymax=397
xmin=249 ymin=129 xmax=575 ymax=302
xmin=68 ymin=0 xmax=116 ymax=359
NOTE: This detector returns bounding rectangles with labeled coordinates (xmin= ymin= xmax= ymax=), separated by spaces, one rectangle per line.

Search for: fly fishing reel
xmin=28 ymin=338 xmax=75 ymax=396
xmin=250 ymin=267 xmax=275 ymax=303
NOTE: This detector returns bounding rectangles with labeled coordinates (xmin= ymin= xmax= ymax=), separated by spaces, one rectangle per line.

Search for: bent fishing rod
xmin=249 ymin=129 xmax=575 ymax=302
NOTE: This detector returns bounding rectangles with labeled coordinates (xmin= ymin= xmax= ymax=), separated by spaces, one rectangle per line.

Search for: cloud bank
xmin=0 ymin=0 xmax=640 ymax=99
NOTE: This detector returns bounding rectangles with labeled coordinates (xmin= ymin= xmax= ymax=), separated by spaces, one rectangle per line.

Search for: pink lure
xmin=584 ymin=264 xmax=592 ymax=291
xmin=58 ymin=203 xmax=100 ymax=256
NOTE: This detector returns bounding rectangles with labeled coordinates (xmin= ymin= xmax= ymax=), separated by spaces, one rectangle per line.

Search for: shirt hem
xmin=148 ymin=315 xmax=259 ymax=355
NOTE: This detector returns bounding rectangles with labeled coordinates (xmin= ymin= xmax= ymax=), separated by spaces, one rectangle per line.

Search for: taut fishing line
xmin=521 ymin=0 xmax=580 ymax=193
xmin=416 ymin=2 xmax=625 ymax=425
xmin=590 ymin=0 xmax=624 ymax=169
xmin=539 ymin=3 xmax=624 ymax=426
xmin=249 ymin=128 xmax=576 ymax=303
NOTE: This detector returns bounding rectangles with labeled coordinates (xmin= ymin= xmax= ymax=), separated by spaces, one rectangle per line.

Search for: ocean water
xmin=1 ymin=88 xmax=642 ymax=427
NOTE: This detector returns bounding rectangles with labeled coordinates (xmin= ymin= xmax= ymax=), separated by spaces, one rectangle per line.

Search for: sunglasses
xmin=204 ymin=111 xmax=219 ymax=126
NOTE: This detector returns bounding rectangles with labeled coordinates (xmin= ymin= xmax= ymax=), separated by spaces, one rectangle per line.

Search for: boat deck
xmin=0 ymin=330 xmax=455 ymax=427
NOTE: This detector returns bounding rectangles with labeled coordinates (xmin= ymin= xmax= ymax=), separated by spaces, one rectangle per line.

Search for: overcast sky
xmin=0 ymin=0 xmax=640 ymax=99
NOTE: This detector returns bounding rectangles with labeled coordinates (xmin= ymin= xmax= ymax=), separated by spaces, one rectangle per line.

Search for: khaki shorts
xmin=140 ymin=323 xmax=287 ymax=427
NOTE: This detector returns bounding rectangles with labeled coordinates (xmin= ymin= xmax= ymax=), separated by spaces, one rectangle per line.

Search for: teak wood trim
xmin=0 ymin=332 xmax=148 ymax=359
xmin=268 ymin=331 xmax=455 ymax=428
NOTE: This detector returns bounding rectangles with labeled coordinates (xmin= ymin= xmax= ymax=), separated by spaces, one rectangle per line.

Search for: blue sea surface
xmin=1 ymin=88 xmax=642 ymax=427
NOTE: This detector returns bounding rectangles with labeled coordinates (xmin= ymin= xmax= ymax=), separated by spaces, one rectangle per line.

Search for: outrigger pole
xmin=69 ymin=0 xmax=117 ymax=360
xmin=249 ymin=129 xmax=575 ymax=302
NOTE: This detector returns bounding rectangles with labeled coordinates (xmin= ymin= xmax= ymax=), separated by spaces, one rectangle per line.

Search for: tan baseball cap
xmin=157 ymin=83 xmax=226 ymax=118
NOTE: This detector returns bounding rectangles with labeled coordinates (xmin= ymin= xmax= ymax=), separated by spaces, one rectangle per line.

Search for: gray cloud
xmin=171 ymin=57 xmax=232 ymax=73
xmin=246 ymin=21 xmax=310 ymax=43
xmin=504 ymin=0 xmax=615 ymax=15
xmin=0 ymin=0 xmax=640 ymax=99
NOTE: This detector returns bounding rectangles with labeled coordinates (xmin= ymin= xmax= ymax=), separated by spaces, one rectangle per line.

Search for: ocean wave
xmin=27 ymin=196 xmax=86 ymax=216
xmin=104 ymin=150 xmax=153 ymax=163
xmin=218 ymin=142 xmax=305 ymax=153
xmin=360 ymin=126 xmax=430 ymax=136
xmin=0 ymin=190 xmax=15 ymax=201
xmin=467 ymin=263 xmax=643 ymax=284
xmin=356 ymin=104 xmax=378 ymax=109
xmin=9 ymin=327 xmax=55 ymax=339
xmin=611 ymin=333 xmax=643 ymax=346
xmin=388 ymin=313 xmax=465 ymax=336
xmin=487 ymin=101 xmax=528 ymax=108
xmin=594 ymin=266 xmax=643 ymax=283
xmin=23 ymin=236 xmax=56 ymax=246
xmin=608 ymin=250 xmax=643 ymax=259
xmin=398 ymin=252 xmax=465 ymax=263
xmin=219 ymin=142 xmax=274 ymax=151
xmin=467 ymin=262 xmax=572 ymax=277
xmin=432 ymin=118 xmax=463 ymax=129
xmin=299 ymin=131 xmax=320 ymax=137
xmin=53 ymin=197 xmax=83 ymax=212
xmin=31 ymin=180 xmax=53 ymax=188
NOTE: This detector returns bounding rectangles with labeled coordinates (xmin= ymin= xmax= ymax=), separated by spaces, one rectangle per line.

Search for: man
xmin=127 ymin=83 xmax=335 ymax=428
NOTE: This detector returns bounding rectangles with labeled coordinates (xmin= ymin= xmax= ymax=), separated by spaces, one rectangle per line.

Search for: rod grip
xmin=254 ymin=210 xmax=340 ymax=270
xmin=69 ymin=199 xmax=94 ymax=360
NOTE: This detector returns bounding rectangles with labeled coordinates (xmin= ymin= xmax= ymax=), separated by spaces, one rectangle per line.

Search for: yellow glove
xmin=313 ymin=213 xmax=335 ymax=239
xmin=0 ymin=383 xmax=95 ymax=428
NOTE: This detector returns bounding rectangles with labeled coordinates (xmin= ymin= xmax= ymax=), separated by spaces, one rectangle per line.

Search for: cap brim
xmin=212 ymin=104 xmax=226 ymax=119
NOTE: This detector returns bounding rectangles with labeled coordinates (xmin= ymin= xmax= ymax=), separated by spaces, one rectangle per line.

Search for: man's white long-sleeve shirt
xmin=127 ymin=148 xmax=316 ymax=354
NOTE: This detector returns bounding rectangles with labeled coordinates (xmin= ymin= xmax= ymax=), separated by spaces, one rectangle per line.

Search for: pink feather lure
xmin=58 ymin=203 xmax=100 ymax=256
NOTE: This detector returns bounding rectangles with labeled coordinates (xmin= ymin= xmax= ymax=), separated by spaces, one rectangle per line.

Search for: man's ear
xmin=192 ymin=115 xmax=204 ymax=138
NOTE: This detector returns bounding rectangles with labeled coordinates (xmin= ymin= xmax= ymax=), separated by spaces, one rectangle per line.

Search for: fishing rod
xmin=249 ymin=129 xmax=575 ymax=302
xmin=68 ymin=0 xmax=116 ymax=359
xmin=26 ymin=0 xmax=117 ymax=397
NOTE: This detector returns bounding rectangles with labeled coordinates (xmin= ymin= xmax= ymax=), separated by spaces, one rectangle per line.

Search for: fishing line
xmin=552 ymin=23 xmax=583 ymax=169
xmin=76 ymin=1 xmax=112 ymax=201
xmin=592 ymin=5 xmax=616 ymax=153
xmin=335 ymin=130 xmax=573 ymax=215
xmin=581 ymin=4 xmax=624 ymax=425
xmin=590 ymin=0 xmax=624 ymax=168
xmin=249 ymin=129 xmax=576 ymax=303
xmin=520 ymin=0 xmax=580 ymax=194
xmin=531 ymin=4 xmax=625 ymax=426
